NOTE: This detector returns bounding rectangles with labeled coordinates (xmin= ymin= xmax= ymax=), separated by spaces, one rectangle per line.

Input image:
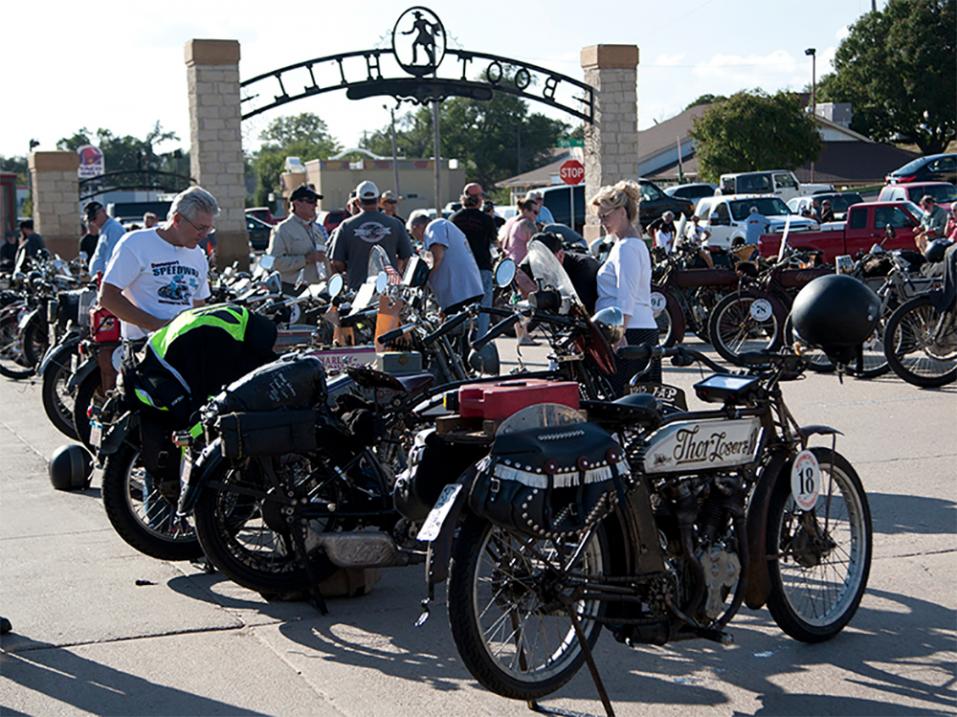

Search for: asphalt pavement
xmin=1 ymin=337 xmax=955 ymax=716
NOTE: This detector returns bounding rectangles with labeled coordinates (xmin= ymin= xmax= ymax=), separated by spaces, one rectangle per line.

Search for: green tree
xmin=360 ymin=92 xmax=569 ymax=190
xmin=0 ymin=155 xmax=28 ymax=184
xmin=685 ymin=94 xmax=727 ymax=110
xmin=690 ymin=91 xmax=821 ymax=181
xmin=817 ymin=0 xmax=955 ymax=154
xmin=57 ymin=122 xmax=181 ymax=175
xmin=250 ymin=113 xmax=340 ymax=206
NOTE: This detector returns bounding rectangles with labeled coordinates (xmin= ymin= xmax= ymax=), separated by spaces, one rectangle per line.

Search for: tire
xmin=20 ymin=316 xmax=49 ymax=371
xmin=73 ymin=369 xmax=103 ymax=453
xmin=447 ymin=513 xmax=606 ymax=701
xmin=101 ymin=442 xmax=203 ymax=561
xmin=766 ymin=448 xmax=871 ymax=643
xmin=41 ymin=344 xmax=80 ymax=439
xmin=653 ymin=290 xmax=685 ymax=347
xmin=708 ymin=292 xmax=785 ymax=365
xmin=883 ymin=295 xmax=957 ymax=388
xmin=192 ymin=455 xmax=337 ymax=594
xmin=0 ymin=306 xmax=35 ymax=380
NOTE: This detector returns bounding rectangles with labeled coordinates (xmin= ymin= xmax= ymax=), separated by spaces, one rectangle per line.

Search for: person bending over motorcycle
xmin=517 ymin=232 xmax=600 ymax=314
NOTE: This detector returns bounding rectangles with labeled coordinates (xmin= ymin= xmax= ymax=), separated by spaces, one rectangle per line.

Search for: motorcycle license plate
xmin=416 ymin=484 xmax=463 ymax=542
xmin=89 ymin=420 xmax=103 ymax=449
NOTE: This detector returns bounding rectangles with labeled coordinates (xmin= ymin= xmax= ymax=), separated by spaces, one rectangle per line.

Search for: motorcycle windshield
xmin=527 ymin=240 xmax=581 ymax=308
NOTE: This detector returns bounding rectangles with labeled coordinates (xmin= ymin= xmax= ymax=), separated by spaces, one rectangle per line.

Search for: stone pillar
xmin=29 ymin=152 xmax=79 ymax=259
xmin=185 ymin=39 xmax=248 ymax=268
xmin=581 ymin=45 xmax=640 ymax=243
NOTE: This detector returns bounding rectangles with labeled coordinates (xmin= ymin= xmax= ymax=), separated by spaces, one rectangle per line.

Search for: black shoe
xmin=0 ymin=617 xmax=11 ymax=635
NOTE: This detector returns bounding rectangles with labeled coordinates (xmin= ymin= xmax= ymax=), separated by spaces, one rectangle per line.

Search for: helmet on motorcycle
xmin=924 ymin=238 xmax=953 ymax=264
xmin=591 ymin=307 xmax=625 ymax=346
xmin=790 ymin=274 xmax=881 ymax=365
xmin=48 ymin=443 xmax=94 ymax=491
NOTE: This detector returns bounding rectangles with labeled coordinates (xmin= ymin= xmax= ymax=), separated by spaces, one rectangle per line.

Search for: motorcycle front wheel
xmin=883 ymin=295 xmax=957 ymax=388
xmin=101 ymin=443 xmax=204 ymax=561
xmin=41 ymin=343 xmax=79 ymax=439
xmin=0 ymin=307 xmax=35 ymax=379
xmin=447 ymin=513 xmax=606 ymax=701
xmin=766 ymin=448 xmax=871 ymax=642
xmin=73 ymin=369 xmax=103 ymax=452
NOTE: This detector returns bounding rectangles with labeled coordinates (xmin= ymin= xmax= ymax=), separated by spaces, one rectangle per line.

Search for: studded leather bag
xmin=468 ymin=422 xmax=629 ymax=539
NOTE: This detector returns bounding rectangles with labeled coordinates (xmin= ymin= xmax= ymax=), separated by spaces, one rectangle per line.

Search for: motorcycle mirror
xmin=258 ymin=255 xmax=275 ymax=272
xmin=883 ymin=224 xmax=896 ymax=242
xmin=266 ymin=271 xmax=283 ymax=295
xmin=78 ymin=251 xmax=89 ymax=262
xmin=495 ymin=258 xmax=517 ymax=288
xmin=327 ymin=273 xmax=344 ymax=299
xmin=375 ymin=271 xmax=389 ymax=293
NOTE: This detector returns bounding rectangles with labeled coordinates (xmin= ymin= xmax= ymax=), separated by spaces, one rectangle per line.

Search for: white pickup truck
xmin=718 ymin=170 xmax=833 ymax=202
xmin=693 ymin=194 xmax=819 ymax=248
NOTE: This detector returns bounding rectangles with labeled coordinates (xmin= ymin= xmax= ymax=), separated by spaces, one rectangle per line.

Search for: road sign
xmin=559 ymin=159 xmax=584 ymax=186
xmin=557 ymin=138 xmax=584 ymax=148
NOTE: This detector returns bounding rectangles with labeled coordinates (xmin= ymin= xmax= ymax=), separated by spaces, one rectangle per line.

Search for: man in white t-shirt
xmin=100 ymin=187 xmax=216 ymax=340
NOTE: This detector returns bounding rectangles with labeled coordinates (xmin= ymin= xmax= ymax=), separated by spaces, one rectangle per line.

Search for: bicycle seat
xmin=582 ymin=393 xmax=661 ymax=429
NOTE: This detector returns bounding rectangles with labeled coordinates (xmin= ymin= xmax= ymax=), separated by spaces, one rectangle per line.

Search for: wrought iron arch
xmin=79 ymin=170 xmax=195 ymax=202
xmin=240 ymin=9 xmax=593 ymax=124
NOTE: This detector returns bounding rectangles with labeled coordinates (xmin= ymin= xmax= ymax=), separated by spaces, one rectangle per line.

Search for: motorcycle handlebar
xmin=424 ymin=309 xmax=471 ymax=344
xmin=378 ymin=323 xmax=416 ymax=345
xmin=470 ymin=313 xmax=521 ymax=352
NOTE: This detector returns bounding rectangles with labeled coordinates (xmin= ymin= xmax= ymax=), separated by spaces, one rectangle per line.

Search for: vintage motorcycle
xmin=415 ymin=338 xmax=872 ymax=706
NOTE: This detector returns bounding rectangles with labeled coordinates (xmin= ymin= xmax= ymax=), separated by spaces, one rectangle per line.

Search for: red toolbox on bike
xmin=458 ymin=379 xmax=580 ymax=421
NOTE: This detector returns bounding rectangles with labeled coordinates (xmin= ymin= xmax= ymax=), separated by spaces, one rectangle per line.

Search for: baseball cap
xmin=355 ymin=180 xmax=380 ymax=201
xmin=84 ymin=202 xmax=104 ymax=221
xmin=524 ymin=190 xmax=543 ymax=202
xmin=381 ymin=190 xmax=400 ymax=202
xmin=290 ymin=184 xmax=323 ymax=202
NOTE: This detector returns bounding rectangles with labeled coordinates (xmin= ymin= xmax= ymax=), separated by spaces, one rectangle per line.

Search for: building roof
xmin=495 ymin=149 xmax=581 ymax=190
xmin=636 ymin=104 xmax=710 ymax=164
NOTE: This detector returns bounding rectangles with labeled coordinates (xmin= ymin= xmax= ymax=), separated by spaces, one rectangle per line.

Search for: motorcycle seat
xmin=582 ymin=392 xmax=661 ymax=429
xmin=396 ymin=372 xmax=434 ymax=395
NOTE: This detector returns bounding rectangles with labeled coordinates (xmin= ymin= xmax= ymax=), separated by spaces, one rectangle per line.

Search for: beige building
xmin=301 ymin=157 xmax=465 ymax=214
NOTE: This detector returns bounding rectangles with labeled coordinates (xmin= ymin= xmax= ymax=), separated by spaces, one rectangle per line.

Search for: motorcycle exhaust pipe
xmin=315 ymin=533 xmax=407 ymax=569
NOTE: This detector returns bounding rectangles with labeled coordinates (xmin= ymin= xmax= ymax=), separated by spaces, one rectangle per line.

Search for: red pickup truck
xmin=759 ymin=201 xmax=922 ymax=262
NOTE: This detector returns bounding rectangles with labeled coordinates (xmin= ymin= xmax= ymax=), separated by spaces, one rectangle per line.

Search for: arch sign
xmin=240 ymin=6 xmax=594 ymax=123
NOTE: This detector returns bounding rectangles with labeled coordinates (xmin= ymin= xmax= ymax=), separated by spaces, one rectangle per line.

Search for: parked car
xmin=885 ymin=153 xmax=957 ymax=185
xmin=320 ymin=209 xmax=351 ymax=235
xmin=718 ymin=170 xmax=833 ymax=202
xmin=540 ymin=185 xmax=586 ymax=233
xmin=877 ymin=181 xmax=955 ymax=211
xmin=245 ymin=207 xmax=278 ymax=225
xmin=694 ymin=194 xmax=818 ymax=249
xmin=665 ymin=182 xmax=717 ymax=203
xmin=788 ymin=192 xmax=864 ymax=221
xmin=637 ymin=179 xmax=695 ymax=229
xmin=246 ymin=214 xmax=274 ymax=251
xmin=759 ymin=201 xmax=923 ymax=263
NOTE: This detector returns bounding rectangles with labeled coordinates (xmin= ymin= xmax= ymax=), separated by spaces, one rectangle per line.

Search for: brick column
xmin=29 ymin=152 xmax=79 ymax=259
xmin=581 ymin=45 xmax=640 ymax=243
xmin=185 ymin=39 xmax=248 ymax=268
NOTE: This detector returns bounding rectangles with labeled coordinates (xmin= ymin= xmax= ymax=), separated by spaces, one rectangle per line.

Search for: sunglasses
xmin=598 ymin=207 xmax=619 ymax=220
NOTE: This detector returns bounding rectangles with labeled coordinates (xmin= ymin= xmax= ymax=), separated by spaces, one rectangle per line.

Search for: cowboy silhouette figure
xmin=402 ymin=10 xmax=442 ymax=67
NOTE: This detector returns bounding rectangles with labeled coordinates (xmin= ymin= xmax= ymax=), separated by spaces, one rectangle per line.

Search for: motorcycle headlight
xmin=590 ymin=307 xmax=625 ymax=345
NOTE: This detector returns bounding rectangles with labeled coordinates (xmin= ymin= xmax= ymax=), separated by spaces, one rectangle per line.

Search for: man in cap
xmin=915 ymin=195 xmax=949 ymax=253
xmin=379 ymin=190 xmax=405 ymax=224
xmin=86 ymin=201 xmax=128 ymax=276
xmin=331 ymin=180 xmax=413 ymax=290
xmin=451 ymin=182 xmax=498 ymax=338
xmin=525 ymin=190 xmax=555 ymax=225
xmin=266 ymin=184 xmax=331 ymax=291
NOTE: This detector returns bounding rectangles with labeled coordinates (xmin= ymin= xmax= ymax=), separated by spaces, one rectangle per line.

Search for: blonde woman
xmin=592 ymin=180 xmax=661 ymax=391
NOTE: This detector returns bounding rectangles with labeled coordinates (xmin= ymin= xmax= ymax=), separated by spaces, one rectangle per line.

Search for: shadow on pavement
xmin=868 ymin=492 xmax=957 ymax=535
xmin=0 ymin=635 xmax=267 ymax=716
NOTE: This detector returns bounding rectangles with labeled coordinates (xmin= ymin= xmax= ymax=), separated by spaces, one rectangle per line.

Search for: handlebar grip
xmin=616 ymin=344 xmax=652 ymax=362
xmin=471 ymin=313 xmax=520 ymax=352
xmin=424 ymin=310 xmax=470 ymax=344
xmin=378 ymin=323 xmax=415 ymax=345
xmin=482 ymin=306 xmax=514 ymax=318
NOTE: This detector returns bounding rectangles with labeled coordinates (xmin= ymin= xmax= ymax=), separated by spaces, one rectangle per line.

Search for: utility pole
xmin=385 ymin=104 xmax=400 ymax=198
xmin=431 ymin=100 xmax=441 ymax=216
xmin=805 ymin=48 xmax=817 ymax=183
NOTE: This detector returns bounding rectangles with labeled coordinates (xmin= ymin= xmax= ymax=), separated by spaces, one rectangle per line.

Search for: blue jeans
xmin=473 ymin=269 xmax=494 ymax=340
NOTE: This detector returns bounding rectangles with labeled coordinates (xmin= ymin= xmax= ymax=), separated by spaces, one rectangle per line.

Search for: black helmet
xmin=48 ymin=444 xmax=94 ymax=491
xmin=790 ymin=275 xmax=881 ymax=365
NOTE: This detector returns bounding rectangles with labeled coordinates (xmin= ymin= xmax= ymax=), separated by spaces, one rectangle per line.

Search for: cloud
xmin=652 ymin=53 xmax=686 ymax=67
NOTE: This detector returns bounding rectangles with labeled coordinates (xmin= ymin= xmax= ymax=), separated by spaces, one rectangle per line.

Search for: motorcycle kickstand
xmin=561 ymin=604 xmax=615 ymax=717
xmin=291 ymin=517 xmax=328 ymax=616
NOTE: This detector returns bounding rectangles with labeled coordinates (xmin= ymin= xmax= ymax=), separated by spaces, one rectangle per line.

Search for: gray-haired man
xmin=99 ymin=186 xmax=216 ymax=339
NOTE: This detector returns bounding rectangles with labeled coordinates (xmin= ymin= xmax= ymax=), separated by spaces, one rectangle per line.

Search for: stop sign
xmin=559 ymin=159 xmax=584 ymax=185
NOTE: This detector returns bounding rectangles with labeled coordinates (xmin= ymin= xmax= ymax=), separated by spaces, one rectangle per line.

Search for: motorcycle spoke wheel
xmin=710 ymin=295 xmax=782 ymax=364
xmin=0 ymin=311 xmax=34 ymax=379
xmin=766 ymin=449 xmax=871 ymax=642
xmin=101 ymin=443 xmax=203 ymax=561
xmin=41 ymin=349 xmax=79 ymax=439
xmin=884 ymin=296 xmax=957 ymax=388
xmin=447 ymin=514 xmax=605 ymax=701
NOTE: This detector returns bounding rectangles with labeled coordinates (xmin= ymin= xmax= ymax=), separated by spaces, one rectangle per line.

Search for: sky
xmin=1 ymin=0 xmax=886 ymax=160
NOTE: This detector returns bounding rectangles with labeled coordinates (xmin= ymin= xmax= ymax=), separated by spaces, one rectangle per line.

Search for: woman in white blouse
xmin=593 ymin=180 xmax=661 ymax=391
